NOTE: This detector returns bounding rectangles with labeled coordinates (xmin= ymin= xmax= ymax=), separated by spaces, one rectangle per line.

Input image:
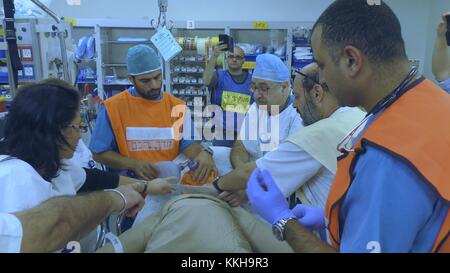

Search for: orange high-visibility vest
xmin=326 ymin=79 xmax=450 ymax=253
xmin=104 ymin=90 xmax=186 ymax=163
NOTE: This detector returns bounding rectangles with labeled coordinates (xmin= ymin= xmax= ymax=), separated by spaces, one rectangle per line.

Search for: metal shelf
xmin=81 ymin=20 xmax=309 ymax=100
xmin=102 ymin=63 xmax=127 ymax=68
xmin=76 ymin=58 xmax=97 ymax=63
xmin=172 ymin=82 xmax=204 ymax=86
xmin=172 ymin=71 xmax=204 ymax=74
xmin=103 ymin=82 xmax=132 ymax=86
xmin=102 ymin=41 xmax=152 ymax=45
xmin=171 ymin=60 xmax=206 ymax=64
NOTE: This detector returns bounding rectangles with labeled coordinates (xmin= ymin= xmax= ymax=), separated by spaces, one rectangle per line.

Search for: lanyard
xmin=337 ymin=67 xmax=421 ymax=153
xmin=366 ymin=67 xmax=419 ymax=117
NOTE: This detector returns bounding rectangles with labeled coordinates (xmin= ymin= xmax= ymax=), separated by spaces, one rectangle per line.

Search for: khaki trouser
xmin=97 ymin=194 xmax=293 ymax=253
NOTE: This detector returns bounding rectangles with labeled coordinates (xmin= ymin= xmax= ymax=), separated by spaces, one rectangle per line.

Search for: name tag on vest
xmin=126 ymin=127 xmax=175 ymax=151
xmin=221 ymin=91 xmax=251 ymax=114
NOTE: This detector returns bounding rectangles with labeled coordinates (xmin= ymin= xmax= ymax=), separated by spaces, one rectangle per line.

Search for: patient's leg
xmin=144 ymin=197 xmax=252 ymax=253
xmin=96 ymin=210 xmax=161 ymax=253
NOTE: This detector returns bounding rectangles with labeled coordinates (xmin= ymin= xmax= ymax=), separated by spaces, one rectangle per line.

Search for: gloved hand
xmin=246 ymin=168 xmax=295 ymax=225
xmin=291 ymin=204 xmax=326 ymax=231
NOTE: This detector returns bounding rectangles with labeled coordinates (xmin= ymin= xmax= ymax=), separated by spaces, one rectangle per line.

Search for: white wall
xmin=385 ymin=0 xmax=431 ymax=75
xmin=16 ymin=0 xmax=427 ymax=77
xmin=49 ymin=0 xmax=334 ymax=22
xmin=48 ymin=0 xmax=433 ymax=74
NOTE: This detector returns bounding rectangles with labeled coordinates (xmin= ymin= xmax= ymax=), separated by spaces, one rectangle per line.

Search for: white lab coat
xmin=70 ymin=139 xmax=94 ymax=168
xmin=0 ymin=155 xmax=86 ymax=214
xmin=239 ymin=102 xmax=303 ymax=160
xmin=0 ymin=213 xmax=22 ymax=253
xmin=257 ymin=107 xmax=365 ymax=208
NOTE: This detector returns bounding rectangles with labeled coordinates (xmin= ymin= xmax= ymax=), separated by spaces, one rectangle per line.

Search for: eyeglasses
xmin=68 ymin=123 xmax=88 ymax=133
xmin=228 ymin=55 xmax=244 ymax=60
xmin=294 ymin=69 xmax=321 ymax=85
xmin=250 ymin=83 xmax=281 ymax=95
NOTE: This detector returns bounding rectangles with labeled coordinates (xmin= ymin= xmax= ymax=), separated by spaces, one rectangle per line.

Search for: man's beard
xmin=298 ymin=103 xmax=319 ymax=126
xmin=136 ymin=87 xmax=161 ymax=100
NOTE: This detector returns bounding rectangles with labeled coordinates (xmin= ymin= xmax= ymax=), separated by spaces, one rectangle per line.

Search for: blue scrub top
xmin=89 ymin=87 xmax=195 ymax=155
xmin=438 ymin=77 xmax=450 ymax=94
xmin=210 ymin=70 xmax=253 ymax=132
xmin=338 ymin=111 xmax=449 ymax=253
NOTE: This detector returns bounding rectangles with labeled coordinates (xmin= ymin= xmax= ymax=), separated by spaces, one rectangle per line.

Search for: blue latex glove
xmin=292 ymin=204 xmax=326 ymax=231
xmin=246 ymin=168 xmax=296 ymax=225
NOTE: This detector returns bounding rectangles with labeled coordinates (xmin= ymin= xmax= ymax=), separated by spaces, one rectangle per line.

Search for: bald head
xmin=293 ymin=62 xmax=338 ymax=126
xmin=227 ymin=46 xmax=245 ymax=71
xmin=293 ymin=63 xmax=323 ymax=96
xmin=233 ymin=46 xmax=244 ymax=56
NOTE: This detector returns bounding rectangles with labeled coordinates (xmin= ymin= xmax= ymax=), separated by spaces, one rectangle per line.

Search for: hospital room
xmin=0 ymin=0 xmax=449 ymax=257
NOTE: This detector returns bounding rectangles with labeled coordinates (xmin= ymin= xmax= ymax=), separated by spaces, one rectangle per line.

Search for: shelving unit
xmin=291 ymin=27 xmax=313 ymax=70
xmin=69 ymin=20 xmax=316 ymax=138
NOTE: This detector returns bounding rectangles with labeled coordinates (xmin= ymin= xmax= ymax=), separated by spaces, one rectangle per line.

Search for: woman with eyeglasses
xmin=0 ymin=80 xmax=175 ymax=217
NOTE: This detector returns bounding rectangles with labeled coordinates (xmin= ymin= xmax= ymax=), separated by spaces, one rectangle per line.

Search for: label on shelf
xmin=64 ymin=18 xmax=78 ymax=27
xmin=252 ymin=22 xmax=269 ymax=29
xmin=186 ymin=20 xmax=196 ymax=30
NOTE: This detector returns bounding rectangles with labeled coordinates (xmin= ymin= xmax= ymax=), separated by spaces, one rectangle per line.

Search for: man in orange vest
xmin=90 ymin=45 xmax=216 ymax=184
xmin=246 ymin=0 xmax=449 ymax=253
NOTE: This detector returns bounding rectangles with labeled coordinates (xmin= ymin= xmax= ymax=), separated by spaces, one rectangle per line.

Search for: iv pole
xmin=30 ymin=0 xmax=71 ymax=83
xmin=151 ymin=0 xmax=175 ymax=93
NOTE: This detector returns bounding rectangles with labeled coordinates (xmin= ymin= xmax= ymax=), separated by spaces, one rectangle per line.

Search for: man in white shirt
xmin=215 ymin=63 xmax=365 ymax=209
xmin=231 ymin=54 xmax=303 ymax=166
xmin=211 ymin=53 xmax=303 ymax=176
xmin=0 ymin=183 xmax=145 ymax=253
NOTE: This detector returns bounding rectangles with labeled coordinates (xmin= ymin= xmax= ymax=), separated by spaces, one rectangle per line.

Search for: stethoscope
xmin=337 ymin=67 xmax=421 ymax=153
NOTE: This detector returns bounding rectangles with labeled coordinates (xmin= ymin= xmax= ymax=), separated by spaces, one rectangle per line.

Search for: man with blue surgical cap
xmin=90 ymin=45 xmax=216 ymax=184
xmin=231 ymin=53 xmax=303 ymax=168
xmin=432 ymin=12 xmax=450 ymax=93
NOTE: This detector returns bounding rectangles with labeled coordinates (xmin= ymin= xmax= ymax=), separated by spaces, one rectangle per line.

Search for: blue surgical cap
xmin=127 ymin=45 xmax=161 ymax=76
xmin=252 ymin=53 xmax=289 ymax=83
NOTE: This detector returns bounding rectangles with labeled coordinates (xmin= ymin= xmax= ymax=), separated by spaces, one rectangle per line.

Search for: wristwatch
xmin=272 ymin=217 xmax=297 ymax=241
xmin=201 ymin=146 xmax=214 ymax=156
xmin=211 ymin=176 xmax=223 ymax=193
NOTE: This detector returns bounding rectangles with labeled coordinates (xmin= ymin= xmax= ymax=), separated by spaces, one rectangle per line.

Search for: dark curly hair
xmin=0 ymin=79 xmax=80 ymax=181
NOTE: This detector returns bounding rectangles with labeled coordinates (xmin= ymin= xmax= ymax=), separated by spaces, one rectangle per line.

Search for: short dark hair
xmin=0 ymin=80 xmax=80 ymax=181
xmin=312 ymin=0 xmax=407 ymax=64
